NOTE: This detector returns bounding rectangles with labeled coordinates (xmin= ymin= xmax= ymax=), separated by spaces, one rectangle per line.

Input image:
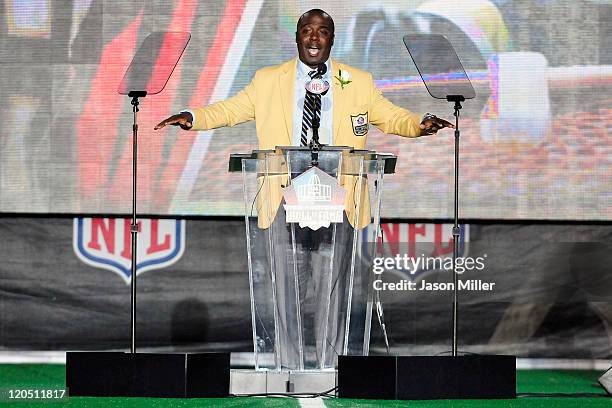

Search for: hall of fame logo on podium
xmin=282 ymin=167 xmax=346 ymax=230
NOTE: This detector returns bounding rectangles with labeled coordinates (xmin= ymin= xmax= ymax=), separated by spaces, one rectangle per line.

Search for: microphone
xmin=316 ymin=63 xmax=327 ymax=78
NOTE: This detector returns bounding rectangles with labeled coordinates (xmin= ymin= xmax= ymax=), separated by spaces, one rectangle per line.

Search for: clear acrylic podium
xmin=229 ymin=146 xmax=396 ymax=371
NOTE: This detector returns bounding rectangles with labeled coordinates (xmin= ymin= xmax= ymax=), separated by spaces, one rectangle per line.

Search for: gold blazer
xmin=189 ymin=58 xmax=423 ymax=228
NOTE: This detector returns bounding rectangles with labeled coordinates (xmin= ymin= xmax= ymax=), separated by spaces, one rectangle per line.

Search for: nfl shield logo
xmin=73 ymin=217 xmax=186 ymax=284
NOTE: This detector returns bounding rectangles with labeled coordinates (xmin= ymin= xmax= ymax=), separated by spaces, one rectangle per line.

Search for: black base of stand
xmin=66 ymin=352 xmax=230 ymax=398
xmin=338 ymin=355 xmax=516 ymax=400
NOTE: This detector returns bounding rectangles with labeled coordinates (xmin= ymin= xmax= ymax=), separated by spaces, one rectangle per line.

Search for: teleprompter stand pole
xmin=128 ymin=90 xmax=146 ymax=354
xmin=447 ymin=94 xmax=464 ymax=357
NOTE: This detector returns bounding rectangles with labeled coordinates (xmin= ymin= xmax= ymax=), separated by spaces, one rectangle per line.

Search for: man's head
xmin=295 ymin=9 xmax=334 ymax=68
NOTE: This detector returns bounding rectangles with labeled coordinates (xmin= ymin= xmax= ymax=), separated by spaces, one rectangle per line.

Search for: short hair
xmin=296 ymin=9 xmax=335 ymax=33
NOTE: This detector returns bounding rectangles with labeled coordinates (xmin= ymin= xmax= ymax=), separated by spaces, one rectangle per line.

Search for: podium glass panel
xmin=236 ymin=147 xmax=391 ymax=371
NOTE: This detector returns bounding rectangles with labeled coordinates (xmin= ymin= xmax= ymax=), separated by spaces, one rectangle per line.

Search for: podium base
xmin=66 ymin=352 xmax=229 ymax=398
xmin=338 ymin=355 xmax=516 ymax=400
xmin=230 ymin=369 xmax=336 ymax=395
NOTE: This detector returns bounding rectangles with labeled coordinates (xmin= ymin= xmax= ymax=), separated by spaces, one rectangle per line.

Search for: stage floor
xmin=0 ymin=364 xmax=609 ymax=407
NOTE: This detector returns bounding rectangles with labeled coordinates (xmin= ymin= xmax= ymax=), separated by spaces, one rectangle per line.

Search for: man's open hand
xmin=419 ymin=114 xmax=454 ymax=136
xmin=154 ymin=112 xmax=193 ymax=130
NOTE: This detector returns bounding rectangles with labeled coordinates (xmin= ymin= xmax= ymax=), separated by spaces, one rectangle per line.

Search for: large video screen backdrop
xmin=0 ymin=0 xmax=610 ymax=219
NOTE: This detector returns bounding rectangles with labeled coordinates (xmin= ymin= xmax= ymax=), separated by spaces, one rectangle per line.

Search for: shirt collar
xmin=297 ymin=58 xmax=331 ymax=80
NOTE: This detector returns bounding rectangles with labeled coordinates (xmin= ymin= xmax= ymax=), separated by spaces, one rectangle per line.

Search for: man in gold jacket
xmin=156 ymin=8 xmax=453 ymax=229
xmin=156 ymin=9 xmax=453 ymax=368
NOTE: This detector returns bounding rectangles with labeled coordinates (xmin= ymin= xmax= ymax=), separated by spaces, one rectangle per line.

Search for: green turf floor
xmin=0 ymin=364 xmax=609 ymax=407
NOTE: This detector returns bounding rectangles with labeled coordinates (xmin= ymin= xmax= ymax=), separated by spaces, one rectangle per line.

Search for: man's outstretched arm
xmin=368 ymin=73 xmax=454 ymax=137
xmin=154 ymin=77 xmax=257 ymax=131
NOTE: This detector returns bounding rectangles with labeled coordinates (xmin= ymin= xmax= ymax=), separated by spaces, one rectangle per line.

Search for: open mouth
xmin=307 ymin=46 xmax=320 ymax=57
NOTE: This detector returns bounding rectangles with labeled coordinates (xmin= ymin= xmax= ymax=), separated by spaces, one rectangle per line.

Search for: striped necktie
xmin=300 ymin=70 xmax=321 ymax=146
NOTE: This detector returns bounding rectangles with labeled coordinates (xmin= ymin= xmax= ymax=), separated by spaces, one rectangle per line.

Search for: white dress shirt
xmin=292 ymin=59 xmax=333 ymax=146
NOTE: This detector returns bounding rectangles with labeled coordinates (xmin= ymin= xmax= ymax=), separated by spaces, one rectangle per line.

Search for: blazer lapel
xmin=278 ymin=59 xmax=296 ymax=145
xmin=331 ymin=59 xmax=346 ymax=145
